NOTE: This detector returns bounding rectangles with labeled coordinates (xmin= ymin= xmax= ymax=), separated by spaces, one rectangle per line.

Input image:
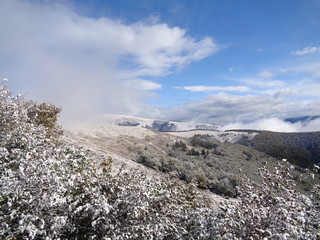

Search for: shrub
xmin=187 ymin=148 xmax=200 ymax=156
xmin=173 ymin=140 xmax=187 ymax=150
xmin=0 ymin=80 xmax=219 ymax=239
xmin=242 ymin=150 xmax=253 ymax=161
xmin=25 ymin=101 xmax=62 ymax=137
xmin=216 ymin=160 xmax=320 ymax=239
xmin=2 ymin=79 xmax=319 ymax=239
xmin=211 ymin=176 xmax=239 ymax=198
xmin=191 ymin=135 xmax=219 ymax=149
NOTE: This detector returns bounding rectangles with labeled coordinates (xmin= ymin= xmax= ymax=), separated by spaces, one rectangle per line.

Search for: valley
xmin=65 ymin=116 xmax=320 ymax=197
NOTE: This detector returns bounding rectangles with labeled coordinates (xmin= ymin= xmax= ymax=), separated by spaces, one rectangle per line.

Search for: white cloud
xmin=124 ymin=79 xmax=162 ymax=90
xmin=0 ymin=0 xmax=219 ymax=124
xmin=176 ymin=85 xmax=250 ymax=92
xmin=221 ymin=118 xmax=320 ymax=132
xmin=300 ymin=118 xmax=320 ymax=132
xmin=291 ymin=46 xmax=320 ymax=56
xmin=220 ymin=118 xmax=300 ymax=132
xmin=161 ymin=93 xmax=320 ymax=124
xmin=273 ymin=88 xmax=300 ymax=98
xmin=229 ymin=61 xmax=320 ymax=99
xmin=228 ymin=66 xmax=242 ymax=72
xmin=274 ymin=62 xmax=320 ymax=98
xmin=289 ymin=62 xmax=320 ymax=78
xmin=258 ymin=70 xmax=274 ymax=78
xmin=236 ymin=77 xmax=285 ymax=88
xmin=166 ymin=51 xmax=320 ymax=127
xmin=2 ymin=0 xmax=319 ymax=130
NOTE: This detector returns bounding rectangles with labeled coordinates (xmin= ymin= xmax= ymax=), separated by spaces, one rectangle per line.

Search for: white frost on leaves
xmin=0 ymin=80 xmax=221 ymax=239
xmin=1 ymin=80 xmax=319 ymax=239
xmin=216 ymin=164 xmax=320 ymax=239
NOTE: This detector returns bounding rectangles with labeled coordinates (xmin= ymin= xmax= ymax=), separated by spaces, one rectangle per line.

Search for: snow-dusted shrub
xmin=216 ymin=160 xmax=320 ymax=240
xmin=25 ymin=101 xmax=63 ymax=137
xmin=90 ymin=169 xmax=218 ymax=239
xmin=0 ymin=79 xmax=104 ymax=238
xmin=0 ymin=80 xmax=219 ymax=239
xmin=2 ymin=79 xmax=318 ymax=239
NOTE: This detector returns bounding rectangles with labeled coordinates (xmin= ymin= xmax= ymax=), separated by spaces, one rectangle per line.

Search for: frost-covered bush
xmin=2 ymin=79 xmax=319 ymax=239
xmin=216 ymin=160 xmax=320 ymax=240
xmin=25 ymin=101 xmax=62 ymax=136
xmin=0 ymin=80 xmax=218 ymax=239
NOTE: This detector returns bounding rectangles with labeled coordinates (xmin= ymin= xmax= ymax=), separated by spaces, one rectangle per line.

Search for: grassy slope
xmin=236 ymin=131 xmax=320 ymax=168
xmin=66 ymin=124 xmax=320 ymax=197
xmin=135 ymin=134 xmax=319 ymax=196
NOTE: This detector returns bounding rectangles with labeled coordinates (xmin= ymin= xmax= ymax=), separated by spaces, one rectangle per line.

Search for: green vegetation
xmin=237 ymin=131 xmax=320 ymax=169
xmin=135 ymin=135 xmax=319 ymax=197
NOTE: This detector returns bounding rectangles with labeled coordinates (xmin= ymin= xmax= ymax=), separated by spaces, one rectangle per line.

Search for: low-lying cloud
xmin=176 ymin=85 xmax=250 ymax=92
xmin=220 ymin=118 xmax=320 ymax=132
xmin=163 ymin=93 xmax=320 ymax=123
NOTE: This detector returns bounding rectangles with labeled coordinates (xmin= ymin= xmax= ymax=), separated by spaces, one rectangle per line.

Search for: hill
xmin=236 ymin=130 xmax=320 ymax=169
xmin=66 ymin=121 xmax=319 ymax=196
xmin=1 ymin=82 xmax=319 ymax=239
xmin=103 ymin=114 xmax=220 ymax=131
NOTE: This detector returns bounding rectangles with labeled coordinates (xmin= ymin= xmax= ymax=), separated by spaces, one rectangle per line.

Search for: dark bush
xmin=211 ymin=176 xmax=239 ymax=197
xmin=137 ymin=154 xmax=157 ymax=169
xmin=191 ymin=135 xmax=219 ymax=149
xmin=187 ymin=148 xmax=200 ymax=156
xmin=173 ymin=140 xmax=187 ymax=150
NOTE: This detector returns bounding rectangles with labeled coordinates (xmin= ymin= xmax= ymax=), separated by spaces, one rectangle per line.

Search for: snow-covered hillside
xmin=2 ymin=82 xmax=319 ymax=239
xmin=103 ymin=114 xmax=220 ymax=131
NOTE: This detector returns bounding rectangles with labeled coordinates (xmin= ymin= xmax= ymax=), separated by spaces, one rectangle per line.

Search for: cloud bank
xmin=220 ymin=118 xmax=320 ymax=132
xmin=162 ymin=93 xmax=320 ymax=125
xmin=175 ymin=85 xmax=250 ymax=92
xmin=0 ymin=0 xmax=219 ymax=124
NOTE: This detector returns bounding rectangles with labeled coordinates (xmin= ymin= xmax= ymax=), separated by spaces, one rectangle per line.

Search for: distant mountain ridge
xmin=284 ymin=115 xmax=320 ymax=124
xmin=105 ymin=114 xmax=220 ymax=132
xmin=103 ymin=114 xmax=320 ymax=170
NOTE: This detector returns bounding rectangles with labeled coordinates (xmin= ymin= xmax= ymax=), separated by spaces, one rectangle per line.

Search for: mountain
xmin=284 ymin=115 xmax=320 ymax=124
xmin=103 ymin=114 xmax=220 ymax=131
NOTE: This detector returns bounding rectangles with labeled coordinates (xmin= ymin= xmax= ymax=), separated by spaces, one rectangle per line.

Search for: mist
xmin=0 ymin=0 xmax=217 ymax=126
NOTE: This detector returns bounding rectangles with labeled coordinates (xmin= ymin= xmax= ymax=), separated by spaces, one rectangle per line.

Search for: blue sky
xmin=1 ymin=0 xmax=320 ymax=130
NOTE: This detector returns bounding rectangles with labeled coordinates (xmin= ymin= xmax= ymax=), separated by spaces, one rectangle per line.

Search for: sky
xmin=1 ymin=0 xmax=320 ymax=131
